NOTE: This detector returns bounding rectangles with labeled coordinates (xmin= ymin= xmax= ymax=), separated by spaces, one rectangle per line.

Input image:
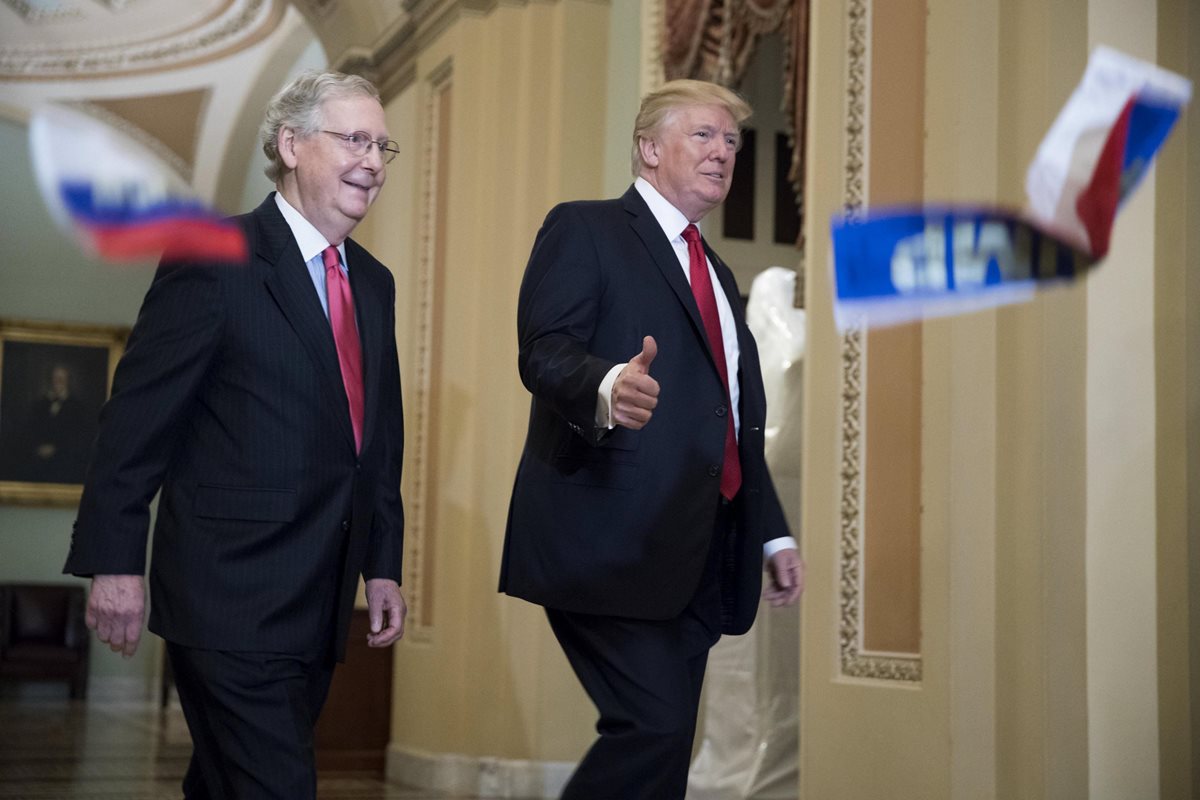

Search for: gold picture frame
xmin=0 ymin=319 xmax=127 ymax=506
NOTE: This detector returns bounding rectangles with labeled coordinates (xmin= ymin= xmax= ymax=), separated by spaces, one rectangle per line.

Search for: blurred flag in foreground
xmin=29 ymin=103 xmax=247 ymax=264
xmin=830 ymin=46 xmax=1191 ymax=331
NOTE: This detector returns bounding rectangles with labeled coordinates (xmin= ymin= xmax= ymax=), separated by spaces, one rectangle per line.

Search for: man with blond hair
xmin=65 ymin=70 xmax=406 ymax=799
xmin=501 ymin=79 xmax=805 ymax=798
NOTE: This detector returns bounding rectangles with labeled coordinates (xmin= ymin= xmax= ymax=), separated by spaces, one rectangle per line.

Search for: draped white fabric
xmin=688 ymin=267 xmax=805 ymax=799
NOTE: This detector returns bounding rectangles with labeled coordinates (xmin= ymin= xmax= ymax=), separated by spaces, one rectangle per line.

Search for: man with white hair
xmin=66 ymin=70 xmax=406 ymax=799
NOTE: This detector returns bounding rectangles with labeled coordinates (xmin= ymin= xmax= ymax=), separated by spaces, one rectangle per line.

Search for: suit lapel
xmin=257 ymin=196 xmax=358 ymax=452
xmin=621 ymin=187 xmax=727 ymax=378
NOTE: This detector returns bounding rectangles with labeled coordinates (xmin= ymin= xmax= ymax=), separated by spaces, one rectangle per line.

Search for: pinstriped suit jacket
xmin=65 ymin=194 xmax=405 ymax=661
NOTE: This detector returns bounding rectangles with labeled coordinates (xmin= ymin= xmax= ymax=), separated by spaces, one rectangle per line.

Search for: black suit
xmin=501 ymin=185 xmax=791 ymax=797
xmin=64 ymin=194 xmax=404 ymax=797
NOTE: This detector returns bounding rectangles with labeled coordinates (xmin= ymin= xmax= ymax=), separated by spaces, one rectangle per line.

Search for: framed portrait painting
xmin=0 ymin=319 xmax=127 ymax=506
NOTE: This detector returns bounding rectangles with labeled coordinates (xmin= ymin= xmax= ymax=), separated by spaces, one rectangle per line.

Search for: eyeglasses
xmin=320 ymin=130 xmax=400 ymax=164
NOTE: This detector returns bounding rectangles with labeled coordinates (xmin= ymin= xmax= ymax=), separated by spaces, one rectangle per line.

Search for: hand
xmin=365 ymin=578 xmax=407 ymax=647
xmin=86 ymin=575 xmax=145 ymax=658
xmin=764 ymin=548 xmax=805 ymax=607
xmin=611 ymin=336 xmax=660 ymax=430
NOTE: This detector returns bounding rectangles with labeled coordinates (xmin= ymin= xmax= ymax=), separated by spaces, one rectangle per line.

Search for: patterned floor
xmin=0 ymin=692 xmax=484 ymax=800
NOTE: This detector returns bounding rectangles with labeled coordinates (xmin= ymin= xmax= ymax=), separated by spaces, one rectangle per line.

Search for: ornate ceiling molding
xmin=2 ymin=0 xmax=81 ymax=24
xmin=329 ymin=0 xmax=587 ymax=103
xmin=0 ymin=0 xmax=286 ymax=80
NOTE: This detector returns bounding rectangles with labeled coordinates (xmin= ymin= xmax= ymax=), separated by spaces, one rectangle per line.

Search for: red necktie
xmin=323 ymin=246 xmax=364 ymax=452
xmin=681 ymin=224 xmax=741 ymax=500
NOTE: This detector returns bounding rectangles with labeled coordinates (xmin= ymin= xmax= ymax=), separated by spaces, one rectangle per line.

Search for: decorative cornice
xmin=0 ymin=0 xmax=284 ymax=80
xmin=837 ymin=0 xmax=921 ymax=684
xmin=332 ymin=11 xmax=420 ymax=101
xmin=332 ymin=0 xmax=586 ymax=105
xmin=2 ymin=0 xmax=82 ymax=23
xmin=328 ymin=0 xmax=454 ymax=102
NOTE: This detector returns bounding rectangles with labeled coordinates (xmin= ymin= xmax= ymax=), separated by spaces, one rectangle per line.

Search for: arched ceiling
xmin=0 ymin=0 xmax=288 ymax=80
xmin=0 ymin=0 xmax=412 ymax=82
xmin=0 ymin=0 xmax=413 ymax=207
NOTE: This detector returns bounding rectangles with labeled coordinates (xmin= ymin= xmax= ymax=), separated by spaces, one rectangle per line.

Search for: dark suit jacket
xmin=500 ymin=185 xmax=791 ymax=635
xmin=64 ymin=194 xmax=404 ymax=661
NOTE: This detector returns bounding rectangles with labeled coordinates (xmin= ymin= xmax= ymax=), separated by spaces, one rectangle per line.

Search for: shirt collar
xmin=634 ymin=177 xmax=692 ymax=243
xmin=274 ymin=192 xmax=347 ymax=268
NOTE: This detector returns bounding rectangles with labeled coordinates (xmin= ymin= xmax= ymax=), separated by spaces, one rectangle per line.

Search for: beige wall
xmin=800 ymin=0 xmax=952 ymax=793
xmin=352 ymin=0 xmax=1197 ymax=794
xmin=356 ymin=0 xmax=612 ymax=771
xmin=1155 ymin=1 xmax=1199 ymax=796
xmin=801 ymin=0 xmax=1196 ymax=798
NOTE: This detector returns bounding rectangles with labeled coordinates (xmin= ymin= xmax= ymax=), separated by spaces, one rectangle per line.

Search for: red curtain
xmin=663 ymin=0 xmax=809 ymax=252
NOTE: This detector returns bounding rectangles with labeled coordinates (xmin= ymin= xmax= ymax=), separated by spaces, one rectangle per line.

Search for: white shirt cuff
xmin=763 ymin=536 xmax=798 ymax=560
xmin=595 ymin=363 xmax=626 ymax=428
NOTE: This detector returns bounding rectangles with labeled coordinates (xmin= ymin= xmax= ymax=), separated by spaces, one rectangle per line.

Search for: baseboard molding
xmin=386 ymin=744 xmax=574 ymax=798
xmin=0 ymin=675 xmax=151 ymax=704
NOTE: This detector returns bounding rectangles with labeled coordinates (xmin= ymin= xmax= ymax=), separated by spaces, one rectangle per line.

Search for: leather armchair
xmin=0 ymin=583 xmax=90 ymax=699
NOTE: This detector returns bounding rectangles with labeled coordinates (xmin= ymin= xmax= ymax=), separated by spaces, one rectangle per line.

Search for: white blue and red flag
xmin=831 ymin=46 xmax=1192 ymax=330
xmin=29 ymin=103 xmax=247 ymax=264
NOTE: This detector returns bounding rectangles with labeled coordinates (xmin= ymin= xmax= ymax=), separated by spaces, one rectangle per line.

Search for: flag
xmin=29 ymin=103 xmax=247 ymax=264
xmin=831 ymin=46 xmax=1191 ymax=331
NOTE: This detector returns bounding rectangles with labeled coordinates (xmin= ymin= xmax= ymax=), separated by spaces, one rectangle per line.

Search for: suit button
xmin=355 ymin=462 xmax=362 ymax=473
xmin=341 ymin=520 xmax=350 ymax=532
xmin=715 ymin=405 xmax=727 ymax=417
xmin=708 ymin=465 xmax=720 ymax=477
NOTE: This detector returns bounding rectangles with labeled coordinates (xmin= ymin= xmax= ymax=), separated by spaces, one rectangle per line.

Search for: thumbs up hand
xmin=612 ymin=336 xmax=660 ymax=430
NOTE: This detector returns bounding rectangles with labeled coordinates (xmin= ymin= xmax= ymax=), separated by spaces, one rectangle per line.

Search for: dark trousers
xmin=547 ymin=501 xmax=733 ymax=800
xmin=166 ymin=642 xmax=337 ymax=800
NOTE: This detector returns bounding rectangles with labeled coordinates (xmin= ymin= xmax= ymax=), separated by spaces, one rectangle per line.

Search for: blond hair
xmin=630 ymin=79 xmax=752 ymax=177
xmin=260 ymin=70 xmax=382 ymax=183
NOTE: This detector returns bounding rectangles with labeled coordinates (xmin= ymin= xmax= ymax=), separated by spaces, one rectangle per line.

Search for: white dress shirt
xmin=274 ymin=192 xmax=348 ymax=320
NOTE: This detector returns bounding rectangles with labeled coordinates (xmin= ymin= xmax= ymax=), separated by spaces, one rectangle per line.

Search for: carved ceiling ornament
xmin=2 ymin=0 xmax=81 ymax=23
xmin=837 ymin=0 xmax=921 ymax=684
xmin=0 ymin=0 xmax=284 ymax=80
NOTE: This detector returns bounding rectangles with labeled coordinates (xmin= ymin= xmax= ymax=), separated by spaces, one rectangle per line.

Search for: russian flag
xmin=1025 ymin=45 xmax=1192 ymax=258
xmin=831 ymin=46 xmax=1191 ymax=331
xmin=30 ymin=104 xmax=247 ymax=264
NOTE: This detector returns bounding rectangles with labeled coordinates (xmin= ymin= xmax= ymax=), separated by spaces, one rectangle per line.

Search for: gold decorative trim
xmin=0 ymin=0 xmax=282 ymax=80
xmin=640 ymin=0 xmax=664 ymax=94
xmin=837 ymin=0 xmax=921 ymax=683
xmin=404 ymin=57 xmax=453 ymax=642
